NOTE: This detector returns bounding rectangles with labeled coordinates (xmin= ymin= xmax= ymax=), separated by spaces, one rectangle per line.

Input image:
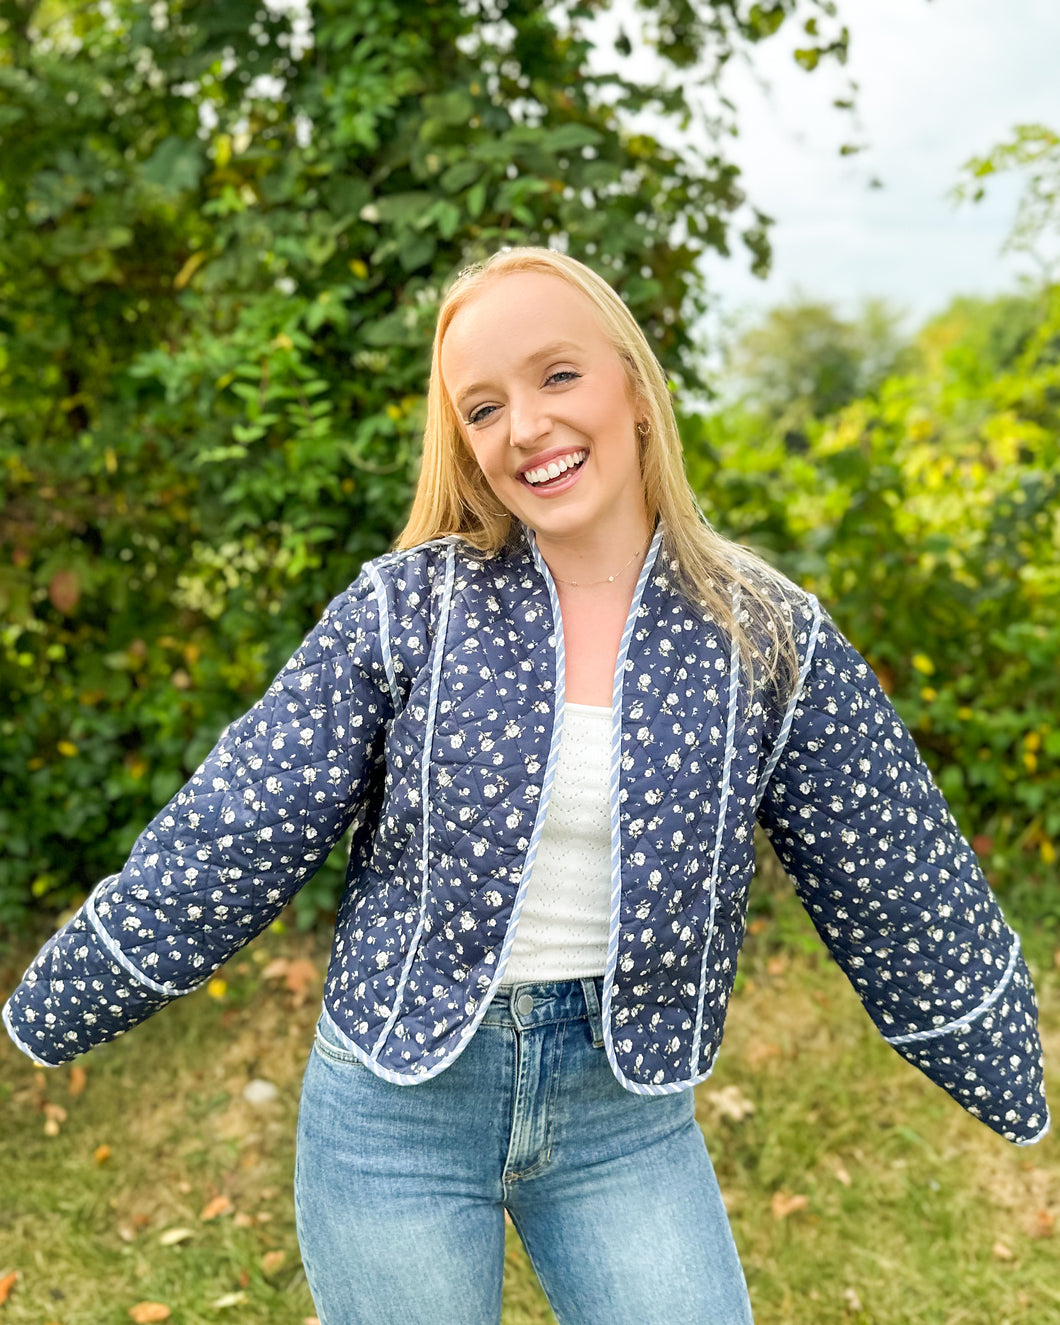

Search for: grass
xmin=1 ymin=867 xmax=1056 ymax=1325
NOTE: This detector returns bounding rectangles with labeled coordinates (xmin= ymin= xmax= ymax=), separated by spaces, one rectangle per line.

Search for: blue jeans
xmin=294 ymin=976 xmax=754 ymax=1324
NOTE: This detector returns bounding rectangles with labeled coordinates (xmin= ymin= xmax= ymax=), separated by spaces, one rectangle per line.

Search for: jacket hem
xmin=1014 ymin=1109 xmax=1051 ymax=1146
xmin=85 ymin=881 xmax=192 ymax=999
xmin=2 ymin=997 xmax=61 ymax=1067
xmin=881 ymin=933 xmax=1021 ymax=1046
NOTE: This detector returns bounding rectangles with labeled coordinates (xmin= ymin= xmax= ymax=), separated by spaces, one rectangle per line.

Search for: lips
xmin=517 ymin=451 xmax=588 ymax=495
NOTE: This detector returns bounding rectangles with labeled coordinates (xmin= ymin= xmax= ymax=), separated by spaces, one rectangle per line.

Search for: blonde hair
xmin=394 ymin=246 xmax=800 ymax=703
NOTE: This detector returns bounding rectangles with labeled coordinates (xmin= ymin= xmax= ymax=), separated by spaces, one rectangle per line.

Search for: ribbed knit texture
xmin=499 ymin=703 xmax=611 ymax=985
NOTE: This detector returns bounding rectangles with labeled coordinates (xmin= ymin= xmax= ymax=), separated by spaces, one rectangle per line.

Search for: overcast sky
xmin=606 ymin=0 xmax=1059 ymax=333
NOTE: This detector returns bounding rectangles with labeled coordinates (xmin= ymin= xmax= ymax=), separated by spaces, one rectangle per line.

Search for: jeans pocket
xmin=312 ymin=1015 xmax=370 ymax=1068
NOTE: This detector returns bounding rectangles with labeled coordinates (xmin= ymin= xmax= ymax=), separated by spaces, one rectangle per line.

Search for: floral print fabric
xmin=4 ymin=522 xmax=1048 ymax=1145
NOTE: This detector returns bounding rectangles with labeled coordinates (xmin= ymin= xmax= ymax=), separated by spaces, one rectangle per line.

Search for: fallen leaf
xmin=94 ymin=1144 xmax=112 ymax=1165
xmin=747 ymin=917 xmax=770 ymax=936
xmin=992 ymin=1240 xmax=1015 ymax=1260
xmin=128 ymin=1303 xmax=171 ymax=1323
xmin=704 ymin=1084 xmax=755 ymax=1123
xmin=159 ymin=1227 xmax=195 ymax=1246
xmin=282 ymin=958 xmax=319 ymax=1005
xmin=69 ymin=1064 xmax=87 ymax=1096
xmin=766 ymin=954 xmax=788 ymax=977
xmin=834 ymin=1164 xmax=852 ymax=1187
xmin=843 ymin=1287 xmax=863 ymax=1312
xmin=261 ymin=1249 xmax=287 ymax=1275
xmin=233 ymin=1211 xmax=255 ymax=1229
xmin=211 ymin=1291 xmax=247 ymax=1309
xmin=1031 ymin=1209 xmax=1055 ymax=1238
xmin=747 ymin=1040 xmax=781 ymax=1069
xmin=0 ymin=1271 xmax=19 ymax=1305
xmin=238 ymin=1268 xmax=250 ymax=1288
xmin=43 ymin=1101 xmax=68 ymax=1136
xmin=199 ymin=1194 xmax=235 ymax=1221
xmin=304 ymin=1318 xmax=322 ymax=1325
xmin=771 ymin=1191 xmax=809 ymax=1220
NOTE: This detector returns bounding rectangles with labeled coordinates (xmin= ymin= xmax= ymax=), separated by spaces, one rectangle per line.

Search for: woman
xmin=4 ymin=248 xmax=1049 ymax=1324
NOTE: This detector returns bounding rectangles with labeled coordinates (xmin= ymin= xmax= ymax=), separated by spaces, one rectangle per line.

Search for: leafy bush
xmin=690 ymin=287 xmax=1060 ymax=924
xmin=0 ymin=0 xmax=853 ymax=933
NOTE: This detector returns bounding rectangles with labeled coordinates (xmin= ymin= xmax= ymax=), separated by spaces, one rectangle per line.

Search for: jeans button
xmin=515 ymin=992 xmax=534 ymax=1016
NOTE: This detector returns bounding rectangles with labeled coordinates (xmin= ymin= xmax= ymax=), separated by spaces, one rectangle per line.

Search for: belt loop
xmin=580 ymin=977 xmax=605 ymax=1048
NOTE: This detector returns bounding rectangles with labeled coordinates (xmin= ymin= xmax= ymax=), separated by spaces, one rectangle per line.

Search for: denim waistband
xmin=481 ymin=976 xmax=605 ymax=1048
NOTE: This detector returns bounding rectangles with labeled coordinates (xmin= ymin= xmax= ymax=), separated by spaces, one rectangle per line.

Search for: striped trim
xmin=599 ymin=526 xmax=704 ymax=1096
xmin=365 ymin=563 xmax=401 ymax=713
xmin=2 ymin=997 xmax=59 ymax=1067
xmin=1015 ymin=1110 xmax=1051 ymax=1146
xmin=883 ymin=933 xmax=1022 ymax=1046
xmin=372 ymin=540 xmax=457 ymax=1056
xmin=754 ymin=593 xmax=823 ymax=812
xmin=690 ymin=589 xmax=742 ymax=1074
xmin=84 ymin=875 xmax=195 ymax=998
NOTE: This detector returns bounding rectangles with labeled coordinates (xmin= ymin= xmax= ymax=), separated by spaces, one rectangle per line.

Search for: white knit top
xmin=498 ymin=702 xmax=612 ymax=986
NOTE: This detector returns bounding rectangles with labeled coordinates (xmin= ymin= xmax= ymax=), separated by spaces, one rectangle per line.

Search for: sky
xmin=602 ymin=0 xmax=1060 ymax=334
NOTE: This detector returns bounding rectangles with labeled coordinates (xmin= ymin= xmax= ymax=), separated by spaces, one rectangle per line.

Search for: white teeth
xmin=524 ymin=451 xmax=587 ymax=485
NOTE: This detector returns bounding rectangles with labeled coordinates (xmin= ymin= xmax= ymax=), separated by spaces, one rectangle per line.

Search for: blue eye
xmin=465 ymin=370 xmax=580 ymax=427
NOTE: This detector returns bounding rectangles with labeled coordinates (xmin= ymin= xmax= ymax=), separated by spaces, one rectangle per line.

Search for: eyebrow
xmin=454 ymin=341 xmax=582 ymax=408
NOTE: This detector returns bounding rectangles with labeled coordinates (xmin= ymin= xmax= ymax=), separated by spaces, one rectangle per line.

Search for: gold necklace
xmin=550 ymin=543 xmax=648 ymax=587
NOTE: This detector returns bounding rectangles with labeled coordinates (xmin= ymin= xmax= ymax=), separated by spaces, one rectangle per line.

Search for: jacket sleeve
xmin=3 ymin=565 xmax=395 ymax=1067
xmin=755 ymin=596 xmax=1049 ymax=1146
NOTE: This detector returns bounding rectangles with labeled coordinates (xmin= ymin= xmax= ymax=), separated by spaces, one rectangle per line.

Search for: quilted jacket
xmin=3 ymin=520 xmax=1049 ymax=1145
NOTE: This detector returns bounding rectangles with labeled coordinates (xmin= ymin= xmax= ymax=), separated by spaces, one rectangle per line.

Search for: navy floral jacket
xmin=3 ymin=521 xmax=1049 ymax=1144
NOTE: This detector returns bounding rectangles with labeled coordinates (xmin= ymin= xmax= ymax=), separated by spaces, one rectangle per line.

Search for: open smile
xmin=517 ymin=451 xmax=588 ymax=495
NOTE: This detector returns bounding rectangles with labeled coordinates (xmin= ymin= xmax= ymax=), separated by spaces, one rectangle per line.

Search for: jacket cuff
xmin=884 ymin=947 xmax=1049 ymax=1145
xmin=3 ymin=903 xmax=176 ymax=1066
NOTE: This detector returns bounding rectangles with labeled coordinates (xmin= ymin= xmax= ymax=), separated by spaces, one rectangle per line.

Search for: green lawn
xmin=1 ymin=878 xmax=1056 ymax=1325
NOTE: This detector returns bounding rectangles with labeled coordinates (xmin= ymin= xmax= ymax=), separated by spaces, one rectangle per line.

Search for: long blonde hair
xmin=394 ymin=246 xmax=800 ymax=702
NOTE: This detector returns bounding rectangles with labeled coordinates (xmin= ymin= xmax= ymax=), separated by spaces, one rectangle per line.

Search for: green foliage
xmin=724 ymin=296 xmax=913 ymax=428
xmin=690 ymin=287 xmax=1060 ymax=923
xmin=954 ymin=123 xmax=1060 ymax=282
xmin=0 ymin=0 xmax=853 ymax=933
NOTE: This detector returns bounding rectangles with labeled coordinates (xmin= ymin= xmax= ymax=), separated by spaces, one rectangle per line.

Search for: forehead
xmin=440 ymin=271 xmax=610 ymax=383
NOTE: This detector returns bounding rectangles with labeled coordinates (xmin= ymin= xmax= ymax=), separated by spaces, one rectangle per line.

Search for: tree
xmin=722 ymin=296 xmax=912 ymax=434
xmin=954 ymin=123 xmax=1060 ymax=284
xmin=0 ymin=0 xmax=861 ymax=930
xmin=688 ymin=284 xmax=1060 ymax=919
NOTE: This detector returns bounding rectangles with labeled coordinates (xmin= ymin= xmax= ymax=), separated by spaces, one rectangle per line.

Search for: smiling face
xmin=440 ymin=270 xmax=651 ymax=560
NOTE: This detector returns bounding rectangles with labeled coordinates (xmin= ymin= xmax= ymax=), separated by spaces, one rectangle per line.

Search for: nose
xmin=507 ymin=389 xmax=551 ymax=449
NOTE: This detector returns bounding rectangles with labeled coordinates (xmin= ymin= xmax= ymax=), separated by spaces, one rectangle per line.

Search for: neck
xmin=529 ymin=518 xmax=655 ymax=588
